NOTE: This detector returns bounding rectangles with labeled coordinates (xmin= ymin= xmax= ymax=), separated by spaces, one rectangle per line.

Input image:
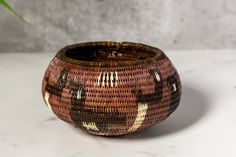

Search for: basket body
xmin=42 ymin=42 xmax=181 ymax=136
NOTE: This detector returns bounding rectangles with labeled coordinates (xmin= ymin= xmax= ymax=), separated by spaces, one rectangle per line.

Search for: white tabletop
xmin=0 ymin=50 xmax=236 ymax=157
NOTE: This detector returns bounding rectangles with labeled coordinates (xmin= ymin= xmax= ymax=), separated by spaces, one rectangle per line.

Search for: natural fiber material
xmin=41 ymin=41 xmax=182 ymax=136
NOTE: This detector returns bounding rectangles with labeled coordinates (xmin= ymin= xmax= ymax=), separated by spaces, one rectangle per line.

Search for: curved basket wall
xmin=42 ymin=41 xmax=182 ymax=136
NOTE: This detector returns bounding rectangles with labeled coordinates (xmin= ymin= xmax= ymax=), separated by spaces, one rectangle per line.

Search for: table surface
xmin=0 ymin=50 xmax=236 ymax=157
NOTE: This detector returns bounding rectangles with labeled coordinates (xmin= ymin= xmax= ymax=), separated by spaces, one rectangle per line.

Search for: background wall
xmin=0 ymin=0 xmax=236 ymax=52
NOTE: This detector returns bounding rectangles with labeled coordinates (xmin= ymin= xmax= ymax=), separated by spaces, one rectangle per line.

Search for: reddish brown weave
xmin=41 ymin=41 xmax=182 ymax=136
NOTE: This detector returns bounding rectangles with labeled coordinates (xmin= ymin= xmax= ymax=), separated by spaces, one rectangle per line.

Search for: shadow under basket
xmin=41 ymin=41 xmax=182 ymax=136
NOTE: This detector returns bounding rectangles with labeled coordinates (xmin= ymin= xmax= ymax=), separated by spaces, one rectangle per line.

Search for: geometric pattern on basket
xmin=42 ymin=41 xmax=182 ymax=136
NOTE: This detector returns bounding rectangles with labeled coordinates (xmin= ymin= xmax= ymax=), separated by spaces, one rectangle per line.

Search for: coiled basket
xmin=42 ymin=41 xmax=182 ymax=136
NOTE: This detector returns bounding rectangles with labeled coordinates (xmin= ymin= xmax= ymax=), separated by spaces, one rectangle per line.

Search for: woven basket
xmin=42 ymin=41 xmax=182 ymax=136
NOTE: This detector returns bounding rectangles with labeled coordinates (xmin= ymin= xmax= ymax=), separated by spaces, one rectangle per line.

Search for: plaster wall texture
xmin=0 ymin=0 xmax=235 ymax=52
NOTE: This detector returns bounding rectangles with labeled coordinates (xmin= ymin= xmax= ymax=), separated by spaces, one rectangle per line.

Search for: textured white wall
xmin=0 ymin=0 xmax=236 ymax=52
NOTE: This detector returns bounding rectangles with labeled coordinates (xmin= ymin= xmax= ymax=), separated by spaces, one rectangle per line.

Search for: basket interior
xmin=64 ymin=43 xmax=158 ymax=62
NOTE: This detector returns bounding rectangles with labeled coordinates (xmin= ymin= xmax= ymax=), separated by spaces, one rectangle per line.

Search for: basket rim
xmin=56 ymin=41 xmax=166 ymax=67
